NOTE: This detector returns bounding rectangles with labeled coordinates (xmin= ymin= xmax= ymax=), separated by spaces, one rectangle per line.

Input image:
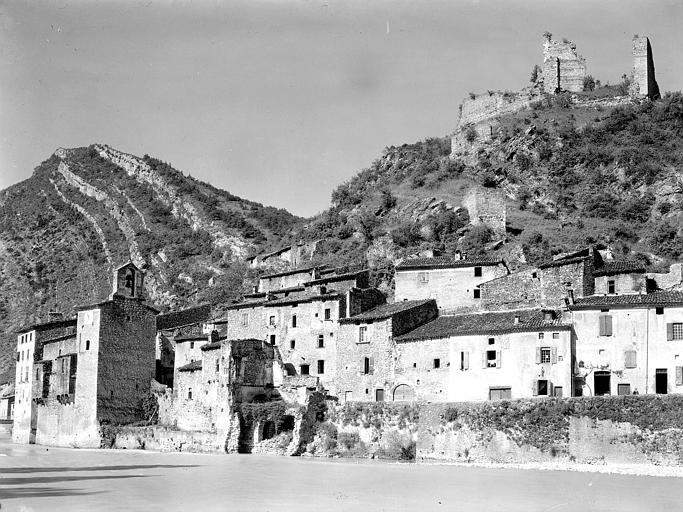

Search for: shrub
xmin=465 ymin=126 xmax=477 ymax=143
xmin=583 ymin=75 xmax=596 ymax=92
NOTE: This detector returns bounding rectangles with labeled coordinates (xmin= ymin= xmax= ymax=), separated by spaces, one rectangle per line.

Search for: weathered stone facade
xmin=542 ymin=37 xmax=586 ymax=94
xmin=630 ymin=36 xmax=660 ymax=99
xmin=394 ymin=257 xmax=508 ymax=313
xmin=462 ymin=187 xmax=506 ymax=238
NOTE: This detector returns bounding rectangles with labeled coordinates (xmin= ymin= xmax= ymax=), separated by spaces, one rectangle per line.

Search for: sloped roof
xmin=570 ymin=291 xmax=683 ymax=309
xmin=304 ymin=270 xmax=368 ymax=287
xmin=17 ymin=317 xmax=77 ymax=335
xmin=593 ymin=261 xmax=646 ymax=276
xmin=395 ymin=309 xmax=570 ymax=342
xmin=260 ymin=266 xmax=318 ymax=280
xmin=395 ymin=257 xmax=502 ymax=271
xmin=178 ymin=360 xmax=202 ymax=372
xmin=264 ymin=290 xmax=342 ymax=307
xmin=156 ymin=304 xmax=212 ymax=331
xmin=340 ymin=299 xmax=435 ymax=323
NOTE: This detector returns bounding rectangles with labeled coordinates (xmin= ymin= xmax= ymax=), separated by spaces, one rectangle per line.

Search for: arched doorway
xmin=393 ymin=384 xmax=415 ymax=402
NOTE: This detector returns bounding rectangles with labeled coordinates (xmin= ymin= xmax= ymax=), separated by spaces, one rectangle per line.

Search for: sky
xmin=1 ymin=0 xmax=682 ymax=217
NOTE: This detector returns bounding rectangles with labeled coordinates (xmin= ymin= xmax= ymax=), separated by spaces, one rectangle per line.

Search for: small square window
xmin=300 ymin=364 xmax=310 ymax=375
xmin=552 ymin=332 xmax=559 ymax=339
xmin=488 ymin=338 xmax=495 ymax=345
xmin=656 ymin=307 xmax=664 ymax=315
xmin=473 ymin=289 xmax=481 ymax=299
xmin=412 ymin=362 xmax=417 ymax=368
xmin=418 ymin=272 xmax=429 ymax=283
xmin=269 ymin=316 xmax=276 ymax=326
xmin=538 ymin=332 xmax=544 ymax=340
xmin=474 ymin=267 xmax=482 ymax=277
xmin=433 ymin=358 xmax=441 ymax=369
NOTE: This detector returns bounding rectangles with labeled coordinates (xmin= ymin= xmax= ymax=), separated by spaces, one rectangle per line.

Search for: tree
xmin=530 ymin=64 xmax=542 ymax=83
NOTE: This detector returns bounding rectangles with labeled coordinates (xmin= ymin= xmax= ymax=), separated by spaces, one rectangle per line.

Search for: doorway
xmin=594 ymin=371 xmax=611 ymax=396
xmin=656 ymin=369 xmax=668 ymax=394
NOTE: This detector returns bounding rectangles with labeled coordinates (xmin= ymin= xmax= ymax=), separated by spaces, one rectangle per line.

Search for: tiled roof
xmin=264 ymin=290 xmax=342 ymax=307
xmin=304 ymin=270 xmax=368 ymax=287
xmin=593 ymin=261 xmax=646 ymax=276
xmin=570 ymin=291 xmax=683 ymax=309
xmin=395 ymin=309 xmax=570 ymax=342
xmin=178 ymin=360 xmax=202 ymax=372
xmin=260 ymin=266 xmax=318 ymax=280
xmin=226 ymin=299 xmax=268 ymax=310
xmin=395 ymin=257 xmax=502 ymax=271
xmin=156 ymin=304 xmax=212 ymax=331
xmin=538 ymin=256 xmax=589 ymax=269
xmin=340 ymin=299 xmax=435 ymax=323
xmin=17 ymin=318 xmax=77 ymax=334
xmin=200 ymin=338 xmax=228 ymax=351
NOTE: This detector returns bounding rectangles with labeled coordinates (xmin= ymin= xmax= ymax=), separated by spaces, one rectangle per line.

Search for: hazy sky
xmin=1 ymin=0 xmax=682 ymax=217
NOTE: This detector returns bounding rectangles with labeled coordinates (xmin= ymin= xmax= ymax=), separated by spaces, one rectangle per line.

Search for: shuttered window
xmin=599 ymin=315 xmax=613 ymax=336
xmin=624 ymin=350 xmax=637 ymax=369
xmin=676 ymin=367 xmax=683 ymax=386
xmin=460 ymin=351 xmax=469 ymax=371
xmin=667 ymin=323 xmax=683 ymax=341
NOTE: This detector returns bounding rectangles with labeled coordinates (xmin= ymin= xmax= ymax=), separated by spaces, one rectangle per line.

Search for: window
xmin=474 ymin=266 xmax=482 ymax=277
xmin=540 ymin=348 xmax=551 ymax=364
xmin=488 ymin=337 xmax=495 ymax=345
xmin=362 ymin=357 xmax=373 ymax=375
xmin=313 ymin=359 xmax=324 ymax=375
xmin=85 ymin=340 xmax=90 ymax=351
xmin=269 ymin=315 xmax=276 ymax=326
xmin=485 ymin=350 xmax=498 ymax=368
xmin=433 ymin=358 xmax=440 ymax=369
xmin=324 ymin=308 xmax=331 ymax=320
xmin=300 ymin=364 xmax=310 ymax=375
xmin=460 ymin=351 xmax=469 ymax=370
xmin=418 ymin=272 xmax=429 ymax=284
xmin=537 ymin=380 xmax=549 ymax=396
xmin=375 ymin=389 xmax=384 ymax=402
xmin=292 ymin=315 xmax=297 ymax=328
xmin=552 ymin=332 xmax=559 ymax=339
xmin=667 ymin=323 xmax=683 ymax=341
xmin=656 ymin=368 xmax=668 ymax=394
xmin=269 ymin=335 xmax=276 ymax=346
xmin=536 ymin=347 xmax=557 ymax=364
xmin=241 ymin=313 xmax=248 ymax=326
xmin=290 ymin=339 xmax=296 ymax=350
xmin=216 ymin=360 xmax=220 ymax=373
xmin=554 ymin=386 xmax=563 ymax=398
xmin=318 ymin=335 xmax=324 ymax=348
xmin=489 ymin=387 xmax=511 ymax=400
xmin=599 ymin=315 xmax=613 ymax=336
xmin=617 ymin=383 xmax=631 ymax=395
xmin=188 ymin=387 xmax=193 ymax=400
xmin=538 ymin=332 xmax=544 ymax=340
xmin=656 ymin=307 xmax=664 ymax=315
xmin=359 ymin=326 xmax=367 ymax=343
xmin=190 ymin=341 xmax=194 ymax=349
xmin=607 ymin=279 xmax=616 ymax=294
xmin=473 ymin=289 xmax=481 ymax=299
xmin=624 ymin=350 xmax=637 ymax=369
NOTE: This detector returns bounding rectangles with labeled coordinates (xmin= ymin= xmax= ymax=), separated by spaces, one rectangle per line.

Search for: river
xmin=0 ymin=433 xmax=680 ymax=511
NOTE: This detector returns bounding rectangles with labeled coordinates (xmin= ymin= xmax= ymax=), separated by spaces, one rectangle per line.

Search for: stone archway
xmin=393 ymin=384 xmax=415 ymax=402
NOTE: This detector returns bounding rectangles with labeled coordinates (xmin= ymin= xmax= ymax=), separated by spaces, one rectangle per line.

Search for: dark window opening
xmin=300 ymin=364 xmax=310 ymax=375
xmin=488 ymin=337 xmax=495 ymax=345
xmin=594 ymin=371 xmax=611 ymax=396
xmin=190 ymin=341 xmax=194 ymax=349
xmin=474 ymin=266 xmax=482 ymax=277
xmin=324 ymin=308 xmax=331 ymax=320
xmin=487 ymin=350 xmax=497 ymax=368
xmin=269 ymin=335 xmax=276 ymax=346
xmin=85 ymin=340 xmax=90 ymax=351
xmin=317 ymin=360 xmax=325 ymax=374
xmin=262 ymin=421 xmax=276 ymax=440
xmin=433 ymin=358 xmax=441 ymax=369
xmin=290 ymin=339 xmax=295 ymax=350
xmin=656 ymin=369 xmax=668 ymax=394
xmin=187 ymin=387 xmax=192 ymax=400
xmin=537 ymin=379 xmax=549 ymax=396
xmin=363 ymin=357 xmax=371 ymax=375
xmin=281 ymin=415 xmax=295 ymax=432
xmin=656 ymin=307 xmax=664 ymax=315
xmin=318 ymin=335 xmax=324 ymax=348
xmin=607 ymin=280 xmax=616 ymax=294
xmin=473 ymin=289 xmax=481 ymax=299
xmin=375 ymin=388 xmax=384 ymax=402
xmin=292 ymin=315 xmax=297 ymax=327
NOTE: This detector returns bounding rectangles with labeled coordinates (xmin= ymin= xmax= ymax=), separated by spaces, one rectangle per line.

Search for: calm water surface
xmin=0 ymin=433 xmax=681 ymax=511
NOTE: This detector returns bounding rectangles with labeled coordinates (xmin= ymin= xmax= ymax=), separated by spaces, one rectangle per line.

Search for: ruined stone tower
xmin=629 ymin=36 xmax=660 ymax=99
xmin=542 ymin=36 xmax=586 ymax=94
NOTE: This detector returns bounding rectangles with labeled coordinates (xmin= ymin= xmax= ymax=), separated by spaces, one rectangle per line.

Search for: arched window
xmin=393 ymin=384 xmax=415 ymax=402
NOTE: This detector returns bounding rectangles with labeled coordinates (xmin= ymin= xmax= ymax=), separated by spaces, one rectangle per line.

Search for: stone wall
xmin=417 ymin=395 xmax=683 ymax=465
xmin=480 ymin=269 xmax=542 ymax=311
xmin=542 ymin=38 xmax=586 ymax=94
xmin=647 ymin=263 xmax=683 ymax=291
xmin=594 ymin=273 xmax=645 ymax=295
xmin=539 ymin=259 xmax=593 ymax=307
xmin=462 ymin=187 xmax=506 ymax=238
xmin=458 ymin=91 xmax=533 ymax=128
xmin=630 ymin=36 xmax=660 ymax=99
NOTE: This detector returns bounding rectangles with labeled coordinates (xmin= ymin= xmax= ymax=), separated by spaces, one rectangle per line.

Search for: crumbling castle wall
xmin=630 ymin=36 xmax=660 ymax=99
xmin=542 ymin=38 xmax=586 ymax=93
xmin=462 ymin=187 xmax=506 ymax=238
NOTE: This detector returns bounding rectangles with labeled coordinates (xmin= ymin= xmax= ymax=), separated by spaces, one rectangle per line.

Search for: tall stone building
xmin=13 ymin=262 xmax=158 ymax=447
xmin=542 ymin=36 xmax=587 ymax=94
xmin=630 ymin=35 xmax=660 ymax=99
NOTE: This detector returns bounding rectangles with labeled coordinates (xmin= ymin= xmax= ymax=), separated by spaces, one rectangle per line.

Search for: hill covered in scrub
xmin=0 ymin=144 xmax=302 ymax=374
xmin=292 ymin=92 xmax=683 ymax=277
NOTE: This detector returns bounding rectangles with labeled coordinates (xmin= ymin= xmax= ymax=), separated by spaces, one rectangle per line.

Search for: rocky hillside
xmin=0 ymin=144 xmax=302 ymax=374
xmin=291 ymin=91 xmax=683 ymax=276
